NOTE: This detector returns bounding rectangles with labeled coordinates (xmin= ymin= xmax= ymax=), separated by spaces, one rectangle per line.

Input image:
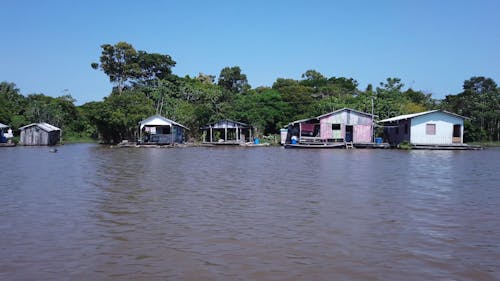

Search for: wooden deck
xmin=203 ymin=141 xmax=244 ymax=146
xmin=353 ymin=142 xmax=391 ymax=149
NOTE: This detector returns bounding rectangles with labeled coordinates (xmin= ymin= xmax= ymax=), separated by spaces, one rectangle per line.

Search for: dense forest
xmin=1 ymin=42 xmax=499 ymax=143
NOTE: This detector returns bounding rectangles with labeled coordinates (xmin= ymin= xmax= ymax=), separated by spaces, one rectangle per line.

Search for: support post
xmin=371 ymin=95 xmax=375 ymax=143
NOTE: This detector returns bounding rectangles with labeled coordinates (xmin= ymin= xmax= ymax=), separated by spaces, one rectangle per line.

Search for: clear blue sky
xmin=1 ymin=0 xmax=499 ymax=104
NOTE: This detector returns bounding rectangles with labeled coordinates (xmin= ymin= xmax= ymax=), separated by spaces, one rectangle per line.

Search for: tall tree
xmin=0 ymin=82 xmax=26 ymax=127
xmin=135 ymin=51 xmax=176 ymax=85
xmin=91 ymin=42 xmax=140 ymax=94
xmin=217 ymin=66 xmax=249 ymax=94
xmin=441 ymin=76 xmax=499 ymax=141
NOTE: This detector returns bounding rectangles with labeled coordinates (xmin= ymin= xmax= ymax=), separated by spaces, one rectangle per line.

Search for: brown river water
xmin=1 ymin=144 xmax=499 ymax=281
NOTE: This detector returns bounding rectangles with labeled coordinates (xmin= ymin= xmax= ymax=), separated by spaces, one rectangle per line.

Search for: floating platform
xmin=353 ymin=142 xmax=391 ymax=149
xmin=0 ymin=142 xmax=16 ymax=147
xmin=284 ymin=142 xmax=390 ymax=149
xmin=203 ymin=141 xmax=242 ymax=146
xmin=284 ymin=142 xmax=346 ymax=149
xmin=410 ymin=144 xmax=483 ymax=150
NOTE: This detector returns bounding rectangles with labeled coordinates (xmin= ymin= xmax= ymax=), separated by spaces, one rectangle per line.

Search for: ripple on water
xmin=0 ymin=145 xmax=499 ymax=280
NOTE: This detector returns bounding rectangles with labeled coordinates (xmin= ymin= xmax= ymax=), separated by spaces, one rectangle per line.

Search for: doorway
xmin=345 ymin=125 xmax=353 ymax=142
xmin=452 ymin=124 xmax=461 ymax=143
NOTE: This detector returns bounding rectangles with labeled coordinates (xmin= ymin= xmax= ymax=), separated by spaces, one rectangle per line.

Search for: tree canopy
xmin=1 ymin=41 xmax=498 ymax=144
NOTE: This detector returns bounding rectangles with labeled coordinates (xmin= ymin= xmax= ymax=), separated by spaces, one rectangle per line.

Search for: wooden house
xmin=379 ymin=110 xmax=467 ymax=146
xmin=284 ymin=108 xmax=375 ymax=145
xmin=19 ymin=123 xmax=61 ymax=146
xmin=201 ymin=120 xmax=254 ymax=144
xmin=139 ymin=115 xmax=189 ymax=144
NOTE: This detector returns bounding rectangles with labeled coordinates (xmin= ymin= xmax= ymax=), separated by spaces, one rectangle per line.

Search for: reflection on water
xmin=1 ymin=144 xmax=499 ymax=280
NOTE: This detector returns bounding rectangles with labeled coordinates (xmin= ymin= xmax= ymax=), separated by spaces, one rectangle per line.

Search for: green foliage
xmin=0 ymin=82 xmax=26 ymax=125
xmin=84 ymin=90 xmax=155 ymax=143
xmin=398 ymin=141 xmax=412 ymax=150
xmin=441 ymin=76 xmax=499 ymax=142
xmin=92 ymin=42 xmax=176 ymax=94
xmin=218 ymin=66 xmax=249 ymax=94
xmin=1 ymin=41 xmax=497 ymax=144
xmin=230 ymin=89 xmax=289 ymax=134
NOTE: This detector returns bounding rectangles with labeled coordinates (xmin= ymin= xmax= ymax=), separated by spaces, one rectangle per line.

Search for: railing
xmin=146 ymin=134 xmax=173 ymax=144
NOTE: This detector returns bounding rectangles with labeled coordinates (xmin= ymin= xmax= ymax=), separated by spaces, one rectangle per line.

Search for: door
xmin=452 ymin=124 xmax=461 ymax=143
xmin=345 ymin=125 xmax=353 ymax=142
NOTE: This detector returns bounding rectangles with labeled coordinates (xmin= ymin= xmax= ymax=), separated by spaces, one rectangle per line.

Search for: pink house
xmin=284 ymin=108 xmax=374 ymax=144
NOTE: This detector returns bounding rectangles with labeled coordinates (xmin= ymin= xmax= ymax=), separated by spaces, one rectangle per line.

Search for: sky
xmin=1 ymin=0 xmax=499 ymax=105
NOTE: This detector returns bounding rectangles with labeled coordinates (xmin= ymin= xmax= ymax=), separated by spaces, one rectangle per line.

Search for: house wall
xmin=319 ymin=110 xmax=373 ymax=142
xmin=353 ymin=125 xmax=373 ymax=143
xmin=384 ymin=119 xmax=410 ymax=145
xmin=173 ymin=126 xmax=184 ymax=143
xmin=410 ymin=112 xmax=464 ymax=144
xmin=20 ymin=127 xmax=59 ymax=145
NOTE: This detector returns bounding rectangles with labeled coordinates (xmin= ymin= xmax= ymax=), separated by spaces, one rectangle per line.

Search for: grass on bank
xmin=61 ymin=135 xmax=98 ymax=144
xmin=467 ymin=141 xmax=500 ymax=147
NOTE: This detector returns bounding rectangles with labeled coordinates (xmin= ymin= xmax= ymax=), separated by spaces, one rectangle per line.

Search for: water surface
xmin=1 ymin=144 xmax=499 ymax=280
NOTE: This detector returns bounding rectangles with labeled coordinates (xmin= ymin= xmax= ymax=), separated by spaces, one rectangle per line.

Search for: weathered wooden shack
xmin=19 ymin=123 xmax=61 ymax=146
xmin=201 ymin=120 xmax=253 ymax=144
xmin=285 ymin=108 xmax=375 ymax=145
xmin=139 ymin=115 xmax=188 ymax=144
xmin=379 ymin=110 xmax=467 ymax=146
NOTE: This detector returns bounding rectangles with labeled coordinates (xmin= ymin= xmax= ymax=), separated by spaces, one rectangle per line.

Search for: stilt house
xmin=284 ymin=108 xmax=375 ymax=144
xmin=139 ymin=115 xmax=188 ymax=144
xmin=379 ymin=110 xmax=468 ymax=146
xmin=201 ymin=120 xmax=253 ymax=144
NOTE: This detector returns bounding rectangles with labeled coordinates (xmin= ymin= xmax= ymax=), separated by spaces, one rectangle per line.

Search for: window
xmin=332 ymin=124 xmax=341 ymax=130
xmin=426 ymin=124 xmax=436 ymax=135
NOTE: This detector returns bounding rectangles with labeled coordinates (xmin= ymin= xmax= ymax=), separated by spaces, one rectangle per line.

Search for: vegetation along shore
xmin=1 ymin=42 xmax=498 ymax=144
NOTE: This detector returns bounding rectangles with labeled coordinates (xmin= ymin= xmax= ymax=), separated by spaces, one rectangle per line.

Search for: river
xmin=1 ymin=144 xmax=499 ymax=280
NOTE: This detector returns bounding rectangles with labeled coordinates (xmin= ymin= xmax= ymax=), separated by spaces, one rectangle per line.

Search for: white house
xmin=138 ymin=115 xmax=189 ymax=144
xmin=379 ymin=110 xmax=468 ymax=146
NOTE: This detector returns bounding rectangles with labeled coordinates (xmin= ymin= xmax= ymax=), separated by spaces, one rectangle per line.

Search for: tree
xmin=135 ymin=51 xmax=176 ymax=85
xmin=0 ymin=82 xmax=26 ymax=127
xmin=300 ymin=70 xmax=327 ymax=88
xmin=231 ymin=89 xmax=290 ymax=134
xmin=85 ymin=90 xmax=155 ymax=143
xmin=196 ymin=73 xmax=215 ymax=84
xmin=441 ymin=76 xmax=499 ymax=141
xmin=91 ymin=42 xmax=140 ymax=94
xmin=217 ymin=66 xmax=249 ymax=94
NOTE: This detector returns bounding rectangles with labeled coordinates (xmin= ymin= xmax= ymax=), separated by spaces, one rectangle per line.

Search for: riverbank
xmin=468 ymin=141 xmax=500 ymax=147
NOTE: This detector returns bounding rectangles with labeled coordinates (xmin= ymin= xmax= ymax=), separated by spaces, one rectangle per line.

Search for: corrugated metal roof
xmin=378 ymin=110 xmax=469 ymax=123
xmin=200 ymin=119 xmax=251 ymax=129
xmin=286 ymin=108 xmax=375 ymax=127
xmin=139 ymin=115 xmax=189 ymax=130
xmin=19 ymin=122 xmax=61 ymax=132
xmin=316 ymin=107 xmax=376 ymax=119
